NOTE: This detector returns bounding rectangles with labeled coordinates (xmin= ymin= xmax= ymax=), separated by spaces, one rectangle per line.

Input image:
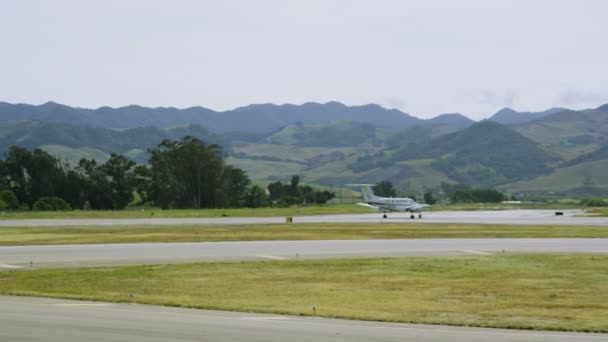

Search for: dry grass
xmin=1 ymin=223 xmax=608 ymax=246
xmin=0 ymin=205 xmax=371 ymax=220
xmin=1 ymin=255 xmax=606 ymax=332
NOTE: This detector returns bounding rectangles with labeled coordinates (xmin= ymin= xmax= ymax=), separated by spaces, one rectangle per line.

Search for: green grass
xmin=0 ymin=204 xmax=371 ymax=220
xmin=1 ymin=255 xmax=606 ymax=332
xmin=588 ymin=208 xmax=608 ymax=217
xmin=1 ymin=223 xmax=607 ymax=246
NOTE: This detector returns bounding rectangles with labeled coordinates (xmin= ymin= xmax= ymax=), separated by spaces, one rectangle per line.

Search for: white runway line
xmin=256 ymin=255 xmax=288 ymax=260
xmin=462 ymin=250 xmax=493 ymax=255
xmin=0 ymin=263 xmax=23 ymax=269
xmin=241 ymin=316 xmax=299 ymax=321
xmin=53 ymin=303 xmax=114 ymax=307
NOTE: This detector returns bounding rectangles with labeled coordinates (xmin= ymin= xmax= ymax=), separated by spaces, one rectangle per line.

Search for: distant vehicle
xmin=347 ymin=184 xmax=430 ymax=219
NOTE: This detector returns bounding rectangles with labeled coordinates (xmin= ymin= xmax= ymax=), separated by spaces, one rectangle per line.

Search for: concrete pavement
xmin=1 ymin=238 xmax=607 ymax=268
xmin=1 ymin=296 xmax=604 ymax=342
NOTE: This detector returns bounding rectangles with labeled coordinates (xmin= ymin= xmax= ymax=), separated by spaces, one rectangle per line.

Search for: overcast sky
xmin=1 ymin=0 xmax=607 ymax=119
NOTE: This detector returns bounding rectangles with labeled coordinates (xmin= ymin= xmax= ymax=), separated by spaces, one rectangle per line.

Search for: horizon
xmin=2 ymin=99 xmax=604 ymax=122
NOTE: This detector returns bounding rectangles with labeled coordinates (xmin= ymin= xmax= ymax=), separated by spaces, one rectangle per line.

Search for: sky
xmin=1 ymin=0 xmax=607 ymax=120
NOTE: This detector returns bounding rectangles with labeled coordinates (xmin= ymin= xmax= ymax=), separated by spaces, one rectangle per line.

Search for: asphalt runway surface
xmin=1 ymin=296 xmax=604 ymax=342
xmin=2 ymin=238 xmax=607 ymax=268
xmin=2 ymin=209 xmax=608 ymax=227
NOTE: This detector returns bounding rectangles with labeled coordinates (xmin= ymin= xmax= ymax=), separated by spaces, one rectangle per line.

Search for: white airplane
xmin=348 ymin=184 xmax=430 ymax=219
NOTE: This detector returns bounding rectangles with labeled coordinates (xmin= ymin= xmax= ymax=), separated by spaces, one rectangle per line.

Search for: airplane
xmin=347 ymin=184 xmax=430 ymax=219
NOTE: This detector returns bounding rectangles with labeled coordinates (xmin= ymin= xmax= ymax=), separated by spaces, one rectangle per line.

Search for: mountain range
xmin=1 ymin=100 xmax=608 ymax=196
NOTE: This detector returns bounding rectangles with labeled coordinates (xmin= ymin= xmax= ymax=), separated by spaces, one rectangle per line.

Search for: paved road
xmin=2 ymin=238 xmax=607 ymax=268
xmin=1 ymin=209 xmax=608 ymax=227
xmin=1 ymin=296 xmax=604 ymax=342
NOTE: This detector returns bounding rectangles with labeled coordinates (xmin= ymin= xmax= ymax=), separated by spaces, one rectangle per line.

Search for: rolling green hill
xmin=503 ymin=159 xmax=608 ymax=196
xmin=514 ymin=106 xmax=608 ymax=160
xmin=3 ymin=102 xmax=608 ymax=196
xmin=264 ymin=120 xmax=389 ymax=147
xmin=347 ymin=121 xmax=561 ymax=188
xmin=0 ymin=121 xmax=226 ymax=163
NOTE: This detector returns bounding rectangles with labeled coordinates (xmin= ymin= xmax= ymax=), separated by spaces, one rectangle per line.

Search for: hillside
xmin=503 ymin=159 xmax=608 ymax=196
xmin=426 ymin=113 xmax=475 ymax=128
xmin=489 ymin=107 xmax=567 ymax=125
xmin=0 ymin=121 xmax=225 ymax=163
xmin=3 ymin=101 xmax=608 ymax=196
xmin=385 ymin=123 xmax=463 ymax=147
xmin=347 ymin=121 xmax=561 ymax=187
xmin=264 ymin=121 xmax=389 ymax=148
xmin=514 ymin=106 xmax=608 ymax=160
xmin=0 ymin=101 xmax=424 ymax=133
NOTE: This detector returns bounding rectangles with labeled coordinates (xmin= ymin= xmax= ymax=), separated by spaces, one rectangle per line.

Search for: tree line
xmin=0 ymin=137 xmax=334 ymax=211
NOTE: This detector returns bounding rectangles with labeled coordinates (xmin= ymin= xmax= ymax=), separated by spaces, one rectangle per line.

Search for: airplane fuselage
xmin=367 ymin=198 xmax=427 ymax=212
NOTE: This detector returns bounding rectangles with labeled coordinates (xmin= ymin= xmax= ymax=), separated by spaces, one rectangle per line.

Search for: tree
xmin=224 ymin=166 xmax=251 ymax=207
xmin=246 ymin=185 xmax=270 ymax=208
xmin=267 ymin=181 xmax=284 ymax=201
xmin=423 ymin=191 xmax=437 ymax=205
xmin=77 ymin=154 xmax=136 ymax=210
xmin=313 ymin=190 xmax=335 ymax=204
xmin=0 ymin=190 xmax=19 ymax=210
xmin=146 ymin=137 xmax=232 ymax=209
xmin=266 ymin=175 xmax=335 ymax=206
xmin=289 ymin=175 xmax=301 ymax=197
xmin=1 ymin=146 xmax=81 ymax=209
xmin=100 ymin=154 xmax=136 ymax=209
xmin=33 ymin=196 xmax=71 ymax=211
xmin=373 ymin=181 xmax=396 ymax=197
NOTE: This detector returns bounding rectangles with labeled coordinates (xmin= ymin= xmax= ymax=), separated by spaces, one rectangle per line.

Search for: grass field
xmin=0 ymin=204 xmax=372 ymax=220
xmin=1 ymin=223 xmax=608 ymax=246
xmin=0 ymin=202 xmax=584 ymax=220
xmin=1 ymin=255 xmax=606 ymax=332
xmin=588 ymin=208 xmax=608 ymax=217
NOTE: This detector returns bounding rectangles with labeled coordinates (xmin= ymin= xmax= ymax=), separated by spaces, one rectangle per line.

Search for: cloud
xmin=556 ymin=89 xmax=608 ymax=108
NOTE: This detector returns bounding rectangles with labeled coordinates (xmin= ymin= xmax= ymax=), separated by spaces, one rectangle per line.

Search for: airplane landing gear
xmin=418 ymin=213 xmax=422 ymax=219
xmin=383 ymin=213 xmax=387 ymax=219
xmin=410 ymin=214 xmax=415 ymax=219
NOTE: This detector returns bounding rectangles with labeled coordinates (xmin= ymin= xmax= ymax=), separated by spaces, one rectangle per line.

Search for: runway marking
xmin=54 ymin=303 xmax=114 ymax=307
xmin=241 ymin=316 xmax=299 ymax=321
xmin=256 ymin=255 xmax=288 ymax=260
xmin=462 ymin=250 xmax=493 ymax=255
xmin=0 ymin=263 xmax=24 ymax=269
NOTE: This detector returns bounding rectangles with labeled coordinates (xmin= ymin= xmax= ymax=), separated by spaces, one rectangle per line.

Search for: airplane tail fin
xmin=345 ymin=184 xmax=377 ymax=202
xmin=361 ymin=186 xmax=376 ymax=202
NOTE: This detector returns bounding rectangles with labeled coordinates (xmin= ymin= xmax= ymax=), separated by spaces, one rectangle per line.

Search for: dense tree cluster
xmin=134 ymin=137 xmax=269 ymax=209
xmin=373 ymin=181 xmax=397 ymax=197
xmin=0 ymin=137 xmax=273 ymax=210
xmin=267 ymin=175 xmax=335 ymax=206
xmin=0 ymin=146 xmax=139 ymax=210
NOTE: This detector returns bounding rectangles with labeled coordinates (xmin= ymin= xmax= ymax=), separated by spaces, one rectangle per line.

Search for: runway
xmin=1 ymin=296 xmax=603 ymax=342
xmin=1 ymin=209 xmax=607 ymax=227
xmin=2 ymin=238 xmax=607 ymax=268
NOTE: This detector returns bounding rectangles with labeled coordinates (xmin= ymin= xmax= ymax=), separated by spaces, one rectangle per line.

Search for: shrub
xmin=580 ymin=198 xmax=608 ymax=207
xmin=33 ymin=197 xmax=72 ymax=211
xmin=0 ymin=190 xmax=19 ymax=210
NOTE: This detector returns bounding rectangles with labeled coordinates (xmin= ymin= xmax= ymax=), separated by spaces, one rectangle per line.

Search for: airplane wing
xmin=356 ymin=202 xmax=381 ymax=210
